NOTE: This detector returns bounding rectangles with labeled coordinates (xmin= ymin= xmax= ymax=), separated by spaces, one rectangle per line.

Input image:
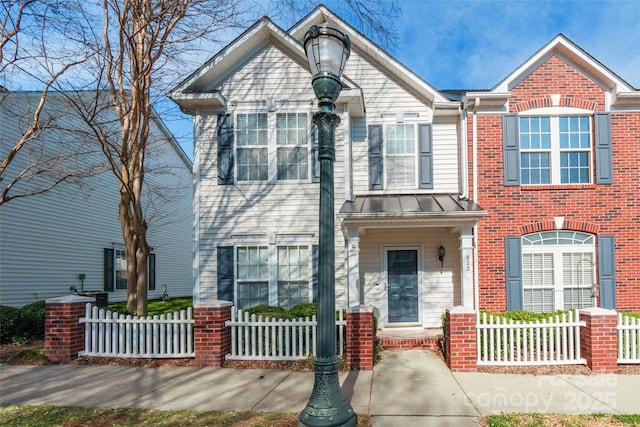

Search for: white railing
xmin=227 ymin=308 xmax=346 ymax=361
xmin=477 ymin=310 xmax=585 ymax=366
xmin=618 ymin=313 xmax=640 ymax=364
xmin=79 ymin=303 xmax=194 ymax=358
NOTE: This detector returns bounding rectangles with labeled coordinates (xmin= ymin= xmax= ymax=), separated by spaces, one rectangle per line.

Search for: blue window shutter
xmin=418 ymin=124 xmax=433 ymax=189
xmin=595 ymin=113 xmax=613 ymax=184
xmin=148 ymin=253 xmax=156 ymax=291
xmin=312 ymin=244 xmax=319 ymax=302
xmin=598 ymin=235 xmax=616 ymax=309
xmin=505 ymin=236 xmax=523 ymax=310
xmin=311 ymin=122 xmax=320 ymax=183
xmin=104 ymin=248 xmax=114 ymax=292
xmin=503 ymin=115 xmax=520 ymax=186
xmin=217 ymin=114 xmax=234 ymax=184
xmin=217 ymin=246 xmax=234 ymax=302
xmin=368 ymin=125 xmax=383 ymax=190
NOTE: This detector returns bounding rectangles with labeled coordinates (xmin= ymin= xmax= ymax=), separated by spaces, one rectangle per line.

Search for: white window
xmin=235 ymin=241 xmax=312 ymax=310
xmin=385 ymin=123 xmax=416 ymax=188
xmin=236 ymin=111 xmax=310 ymax=182
xmin=237 ymin=113 xmax=268 ymax=181
xmin=277 ymin=113 xmax=309 ymax=180
xmin=522 ymin=231 xmax=595 ymax=312
xmin=277 ymin=245 xmax=310 ymax=308
xmin=236 ymin=246 xmax=269 ymax=309
xmin=115 ymin=248 xmax=127 ymax=290
xmin=520 ymin=116 xmax=591 ymax=185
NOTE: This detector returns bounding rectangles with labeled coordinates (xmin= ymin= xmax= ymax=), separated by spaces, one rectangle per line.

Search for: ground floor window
xmin=235 ymin=242 xmax=311 ymax=310
xmin=522 ymin=231 xmax=595 ymax=312
xmin=104 ymin=248 xmax=156 ymax=292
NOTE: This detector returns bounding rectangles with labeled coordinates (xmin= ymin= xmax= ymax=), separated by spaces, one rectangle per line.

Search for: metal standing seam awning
xmin=339 ymin=194 xmax=487 ymax=227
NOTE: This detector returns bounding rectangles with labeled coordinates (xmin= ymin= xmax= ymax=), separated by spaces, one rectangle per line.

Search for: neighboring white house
xmin=0 ymin=91 xmax=193 ymax=307
xmin=170 ymin=6 xmax=486 ymax=328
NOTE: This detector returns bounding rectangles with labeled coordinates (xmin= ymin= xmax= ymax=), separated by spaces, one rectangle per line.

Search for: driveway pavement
xmin=1 ymin=350 xmax=639 ymax=426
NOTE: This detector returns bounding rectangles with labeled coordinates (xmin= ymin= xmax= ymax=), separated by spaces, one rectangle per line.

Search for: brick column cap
xmin=46 ymin=295 xmax=95 ymax=304
xmin=447 ymin=306 xmax=476 ymax=314
xmin=194 ymin=300 xmax=234 ymax=309
xmin=347 ymin=305 xmax=374 ymax=314
xmin=579 ymin=307 xmax=616 ymax=317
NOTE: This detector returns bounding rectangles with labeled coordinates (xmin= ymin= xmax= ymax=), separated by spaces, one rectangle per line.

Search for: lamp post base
xmin=298 ymin=357 xmax=356 ymax=427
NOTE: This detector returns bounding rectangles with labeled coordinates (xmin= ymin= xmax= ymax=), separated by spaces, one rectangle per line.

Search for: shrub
xmin=244 ymin=305 xmax=289 ymax=319
xmin=288 ymin=303 xmax=317 ymax=319
xmin=0 ymin=301 xmax=46 ymax=344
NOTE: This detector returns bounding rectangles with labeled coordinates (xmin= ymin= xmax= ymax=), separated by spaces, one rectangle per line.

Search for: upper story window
xmin=385 ymin=123 xmax=416 ymax=188
xmin=519 ymin=116 xmax=591 ymax=185
xmin=237 ymin=113 xmax=268 ymax=181
xmin=277 ymin=113 xmax=309 ymax=181
xmin=233 ymin=111 xmax=310 ymax=183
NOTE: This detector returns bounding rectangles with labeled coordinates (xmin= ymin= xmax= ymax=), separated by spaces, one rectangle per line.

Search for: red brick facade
xmin=470 ymin=53 xmax=640 ymax=312
xmin=445 ymin=307 xmax=477 ymax=372
xmin=44 ymin=296 xmax=95 ymax=362
xmin=194 ymin=302 xmax=233 ymax=367
xmin=579 ymin=308 xmax=618 ymax=373
xmin=346 ymin=306 xmax=375 ymax=370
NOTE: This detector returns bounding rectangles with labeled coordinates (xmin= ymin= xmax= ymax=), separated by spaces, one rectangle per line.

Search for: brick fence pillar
xmin=446 ymin=306 xmax=477 ymax=372
xmin=194 ymin=300 xmax=233 ymax=367
xmin=580 ymin=307 xmax=618 ymax=373
xmin=44 ymin=295 xmax=95 ymax=362
xmin=346 ymin=305 xmax=375 ymax=370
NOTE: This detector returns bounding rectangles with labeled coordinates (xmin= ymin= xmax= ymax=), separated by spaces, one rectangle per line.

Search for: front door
xmin=387 ymin=249 xmax=419 ymax=323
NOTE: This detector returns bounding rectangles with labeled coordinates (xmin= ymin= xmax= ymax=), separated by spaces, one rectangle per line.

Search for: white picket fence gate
xmin=618 ymin=313 xmax=640 ymax=364
xmin=227 ymin=309 xmax=346 ymax=361
xmin=79 ymin=303 xmax=194 ymax=358
xmin=477 ymin=310 xmax=585 ymax=366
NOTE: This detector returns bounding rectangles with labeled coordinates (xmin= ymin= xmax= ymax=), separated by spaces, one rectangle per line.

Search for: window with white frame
xmin=277 ymin=113 xmax=309 ymax=180
xmin=104 ymin=248 xmax=155 ymax=292
xmin=521 ymin=231 xmax=595 ymax=312
xmin=237 ymin=113 xmax=268 ymax=181
xmin=235 ymin=241 xmax=312 ymax=310
xmin=385 ymin=123 xmax=416 ymax=188
xmin=236 ymin=246 xmax=269 ymax=309
xmin=235 ymin=111 xmax=310 ymax=182
xmin=115 ymin=248 xmax=127 ymax=290
xmin=519 ymin=116 xmax=591 ymax=185
xmin=277 ymin=245 xmax=310 ymax=308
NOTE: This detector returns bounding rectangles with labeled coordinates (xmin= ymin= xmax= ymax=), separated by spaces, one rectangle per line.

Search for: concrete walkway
xmin=1 ymin=350 xmax=639 ymax=426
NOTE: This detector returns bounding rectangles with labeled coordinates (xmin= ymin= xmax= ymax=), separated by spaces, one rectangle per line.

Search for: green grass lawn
xmin=484 ymin=413 xmax=640 ymax=426
xmin=107 ymin=297 xmax=192 ymax=316
xmin=0 ymin=406 xmax=370 ymax=427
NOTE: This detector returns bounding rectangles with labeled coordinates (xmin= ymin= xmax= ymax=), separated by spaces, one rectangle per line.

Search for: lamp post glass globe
xmin=298 ymin=24 xmax=355 ymax=427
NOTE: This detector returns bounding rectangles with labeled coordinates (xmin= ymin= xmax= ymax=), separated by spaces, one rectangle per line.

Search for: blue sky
xmin=167 ymin=0 xmax=640 ymax=158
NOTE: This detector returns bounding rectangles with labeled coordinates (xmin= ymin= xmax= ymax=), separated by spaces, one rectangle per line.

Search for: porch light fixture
xmin=299 ymin=24 xmax=355 ymax=427
xmin=438 ymin=245 xmax=446 ymax=273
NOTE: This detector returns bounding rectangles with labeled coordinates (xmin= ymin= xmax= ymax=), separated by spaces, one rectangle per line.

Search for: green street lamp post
xmin=298 ymin=24 xmax=355 ymax=427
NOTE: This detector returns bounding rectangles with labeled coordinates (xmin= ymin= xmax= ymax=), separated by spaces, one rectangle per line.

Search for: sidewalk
xmin=1 ymin=350 xmax=639 ymax=426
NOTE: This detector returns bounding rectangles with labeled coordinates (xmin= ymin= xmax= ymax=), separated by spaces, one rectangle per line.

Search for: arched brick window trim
xmin=513 ymin=96 xmax=598 ymax=113
xmin=519 ymin=220 xmax=599 ymax=235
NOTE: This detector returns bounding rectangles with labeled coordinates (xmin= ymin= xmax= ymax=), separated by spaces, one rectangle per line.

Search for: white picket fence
xmin=618 ymin=313 xmax=640 ymax=364
xmin=227 ymin=309 xmax=346 ymax=361
xmin=477 ymin=310 xmax=585 ymax=366
xmin=79 ymin=303 xmax=194 ymax=358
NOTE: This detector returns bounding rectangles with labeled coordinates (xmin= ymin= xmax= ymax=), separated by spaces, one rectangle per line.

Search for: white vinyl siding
xmin=522 ymin=231 xmax=595 ymax=312
xmin=0 ymin=93 xmax=193 ymax=306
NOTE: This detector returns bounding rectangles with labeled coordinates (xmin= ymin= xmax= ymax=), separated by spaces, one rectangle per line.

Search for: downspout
xmin=193 ymin=110 xmax=201 ymax=305
xmin=472 ymin=97 xmax=480 ymax=315
xmin=459 ymin=105 xmax=469 ymax=200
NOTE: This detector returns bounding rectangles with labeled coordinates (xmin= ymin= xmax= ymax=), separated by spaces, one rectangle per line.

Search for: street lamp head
xmin=303 ymin=24 xmax=351 ymax=111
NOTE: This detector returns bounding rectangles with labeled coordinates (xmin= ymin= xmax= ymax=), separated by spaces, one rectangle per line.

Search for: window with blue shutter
xmin=217 ymin=246 xmax=234 ymax=302
xmin=598 ymin=235 xmax=616 ymax=309
xmin=217 ymin=114 xmax=234 ymax=184
xmin=148 ymin=253 xmax=156 ymax=291
xmin=311 ymin=122 xmax=320 ymax=183
xmin=595 ymin=113 xmax=613 ymax=184
xmin=503 ymin=115 xmax=521 ymax=186
xmin=418 ymin=124 xmax=433 ymax=189
xmin=312 ymin=244 xmax=319 ymax=302
xmin=104 ymin=248 xmax=114 ymax=292
xmin=505 ymin=236 xmax=523 ymax=310
xmin=368 ymin=125 xmax=383 ymax=189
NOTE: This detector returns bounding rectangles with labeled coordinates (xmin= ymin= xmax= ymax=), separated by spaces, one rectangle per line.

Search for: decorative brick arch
xmin=519 ymin=220 xmax=599 ymax=235
xmin=513 ymin=96 xmax=599 ymax=113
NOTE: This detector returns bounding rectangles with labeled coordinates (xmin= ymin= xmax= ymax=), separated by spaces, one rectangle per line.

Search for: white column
xmin=460 ymin=228 xmax=474 ymax=308
xmin=347 ymin=229 xmax=361 ymax=307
